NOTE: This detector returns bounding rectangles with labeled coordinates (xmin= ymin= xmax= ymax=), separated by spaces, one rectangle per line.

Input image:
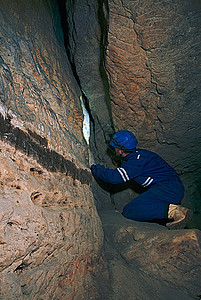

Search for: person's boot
xmin=166 ymin=204 xmax=193 ymax=230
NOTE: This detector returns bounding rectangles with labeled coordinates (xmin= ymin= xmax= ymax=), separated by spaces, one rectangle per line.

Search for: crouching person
xmin=91 ymin=130 xmax=192 ymax=229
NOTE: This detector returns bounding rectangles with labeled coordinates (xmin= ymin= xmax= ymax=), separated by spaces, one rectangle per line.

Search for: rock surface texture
xmin=65 ymin=0 xmax=115 ymax=164
xmin=0 ymin=1 xmax=108 ymax=299
xmin=0 ymin=0 xmax=201 ymax=299
xmin=105 ymin=0 xmax=201 ymax=227
xmin=100 ymin=210 xmax=201 ymax=300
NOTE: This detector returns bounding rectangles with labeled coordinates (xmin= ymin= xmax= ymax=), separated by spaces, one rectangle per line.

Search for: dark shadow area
xmin=106 ymin=141 xmax=123 ymax=166
xmin=57 ymin=0 xmax=75 ymax=76
xmin=97 ymin=0 xmax=114 ymax=129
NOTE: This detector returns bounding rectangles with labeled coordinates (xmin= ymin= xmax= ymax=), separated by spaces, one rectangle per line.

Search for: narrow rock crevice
xmin=57 ymin=0 xmax=78 ymax=83
xmin=97 ymin=0 xmax=114 ymax=130
xmin=57 ymin=0 xmax=114 ymax=156
xmin=57 ymin=0 xmax=95 ymax=134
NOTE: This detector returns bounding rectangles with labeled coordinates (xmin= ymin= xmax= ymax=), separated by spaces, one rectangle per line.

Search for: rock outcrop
xmin=100 ymin=210 xmax=201 ymax=300
xmin=0 ymin=0 xmax=201 ymax=299
xmin=0 ymin=1 xmax=108 ymax=298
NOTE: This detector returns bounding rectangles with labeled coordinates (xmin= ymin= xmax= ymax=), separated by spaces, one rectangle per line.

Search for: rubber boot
xmin=166 ymin=204 xmax=193 ymax=230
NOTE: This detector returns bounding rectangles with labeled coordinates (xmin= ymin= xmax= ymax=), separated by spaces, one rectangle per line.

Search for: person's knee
xmin=122 ymin=199 xmax=165 ymax=221
xmin=122 ymin=204 xmax=141 ymax=220
xmin=122 ymin=207 xmax=131 ymax=219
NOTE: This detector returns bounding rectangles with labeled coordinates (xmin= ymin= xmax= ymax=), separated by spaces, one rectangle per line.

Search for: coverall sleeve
xmin=91 ymin=164 xmax=126 ymax=184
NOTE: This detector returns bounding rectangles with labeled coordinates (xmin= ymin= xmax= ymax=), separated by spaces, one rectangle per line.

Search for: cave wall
xmin=0 ymin=0 xmax=109 ymax=298
xmin=64 ymin=0 xmax=114 ymax=164
xmin=0 ymin=0 xmax=87 ymax=164
xmin=66 ymin=0 xmax=201 ymax=225
xmin=0 ymin=0 xmax=201 ymax=298
xmin=104 ymin=0 xmax=201 ymax=227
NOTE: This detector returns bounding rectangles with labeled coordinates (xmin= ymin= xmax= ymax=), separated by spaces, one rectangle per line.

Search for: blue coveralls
xmin=91 ymin=149 xmax=184 ymax=221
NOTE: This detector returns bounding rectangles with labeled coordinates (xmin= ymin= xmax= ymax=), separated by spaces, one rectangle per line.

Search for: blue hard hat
xmin=110 ymin=130 xmax=138 ymax=151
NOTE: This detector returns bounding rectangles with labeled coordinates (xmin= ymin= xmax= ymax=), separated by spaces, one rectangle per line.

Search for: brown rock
xmin=105 ymin=0 xmax=201 ymax=227
xmin=1 ymin=0 xmax=201 ymax=298
xmin=100 ymin=210 xmax=201 ymax=299
xmin=0 ymin=141 xmax=107 ymax=299
xmin=0 ymin=1 xmax=109 ymax=298
xmin=0 ymin=0 xmax=87 ymax=165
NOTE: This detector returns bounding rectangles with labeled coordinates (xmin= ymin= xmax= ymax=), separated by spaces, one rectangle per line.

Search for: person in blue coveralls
xmin=91 ymin=130 xmax=192 ymax=229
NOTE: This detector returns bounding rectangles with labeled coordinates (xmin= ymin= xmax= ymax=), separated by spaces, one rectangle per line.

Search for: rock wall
xmin=0 ymin=0 xmax=109 ymax=298
xmin=0 ymin=0 xmax=201 ymax=298
xmin=64 ymin=0 xmax=115 ymax=164
xmin=105 ymin=0 xmax=201 ymax=227
xmin=0 ymin=0 xmax=87 ymax=164
xmin=68 ymin=0 xmax=201 ymax=226
xmin=100 ymin=210 xmax=201 ymax=300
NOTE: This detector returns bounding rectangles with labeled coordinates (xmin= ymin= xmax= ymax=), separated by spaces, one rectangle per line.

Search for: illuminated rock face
xmin=0 ymin=1 xmax=108 ymax=299
xmin=0 ymin=0 xmax=87 ymax=164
